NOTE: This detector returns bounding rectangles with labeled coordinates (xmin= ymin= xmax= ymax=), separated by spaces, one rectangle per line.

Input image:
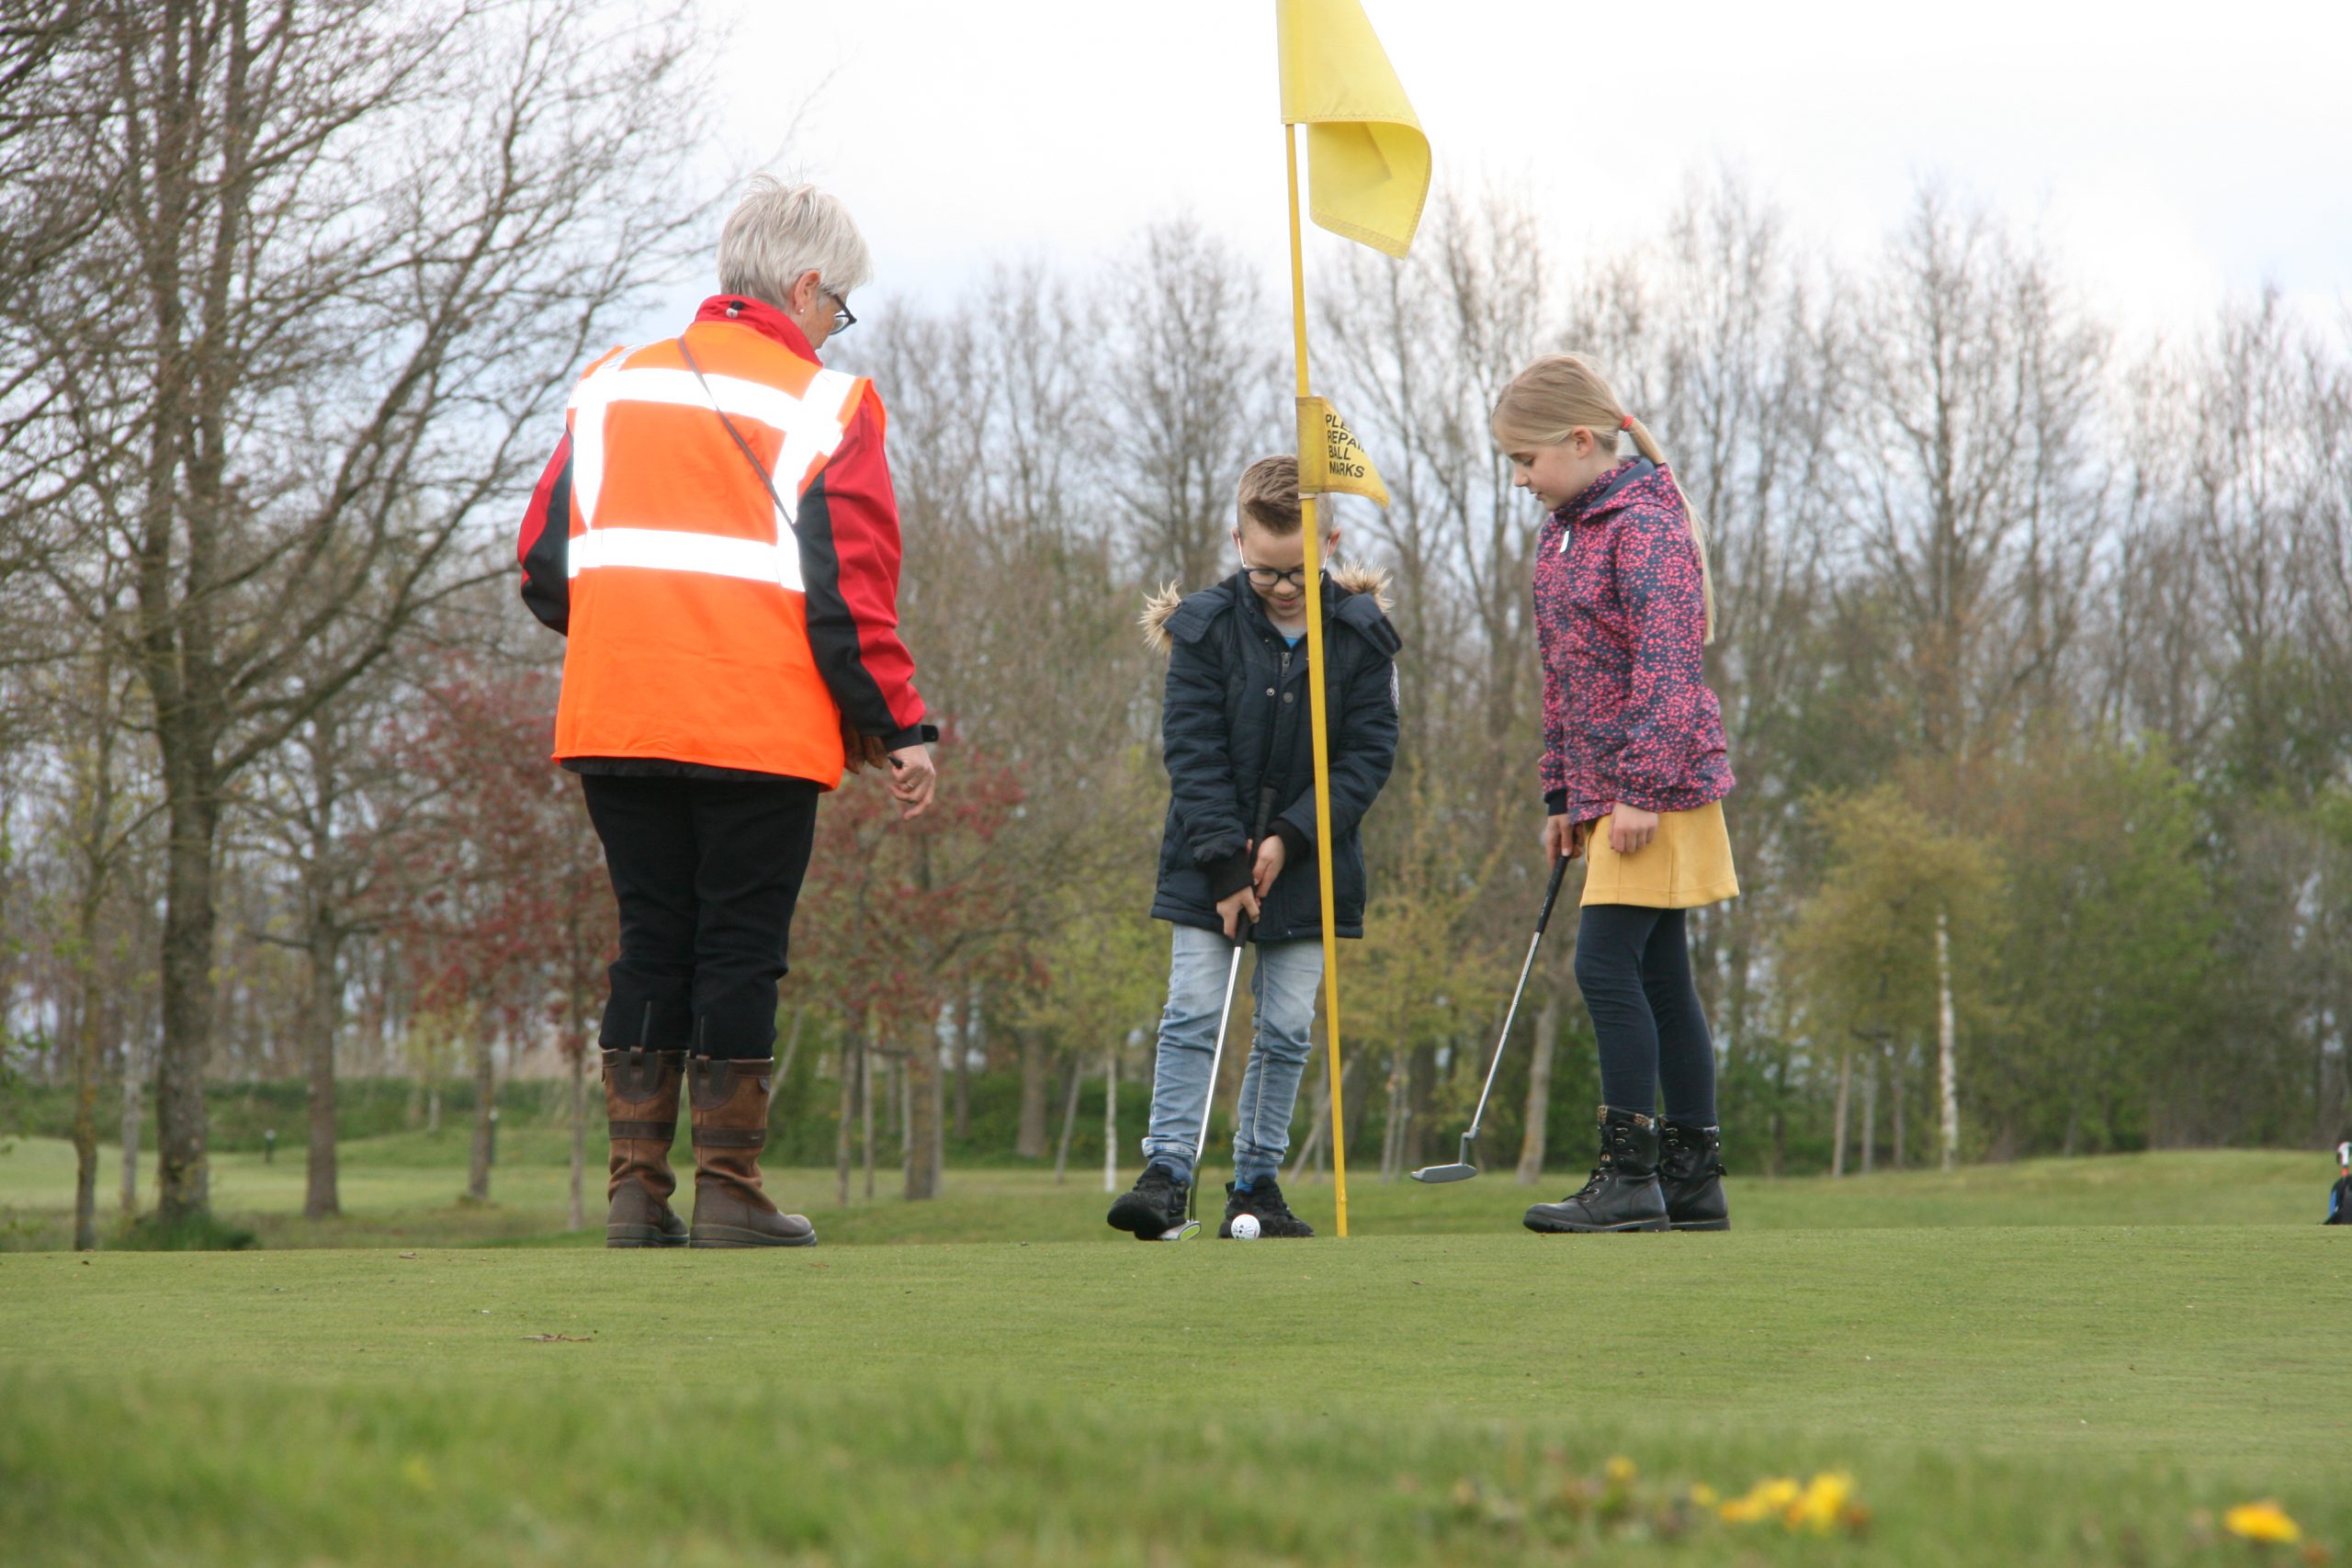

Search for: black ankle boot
xmin=1659 ymin=1121 xmax=1729 ymax=1232
xmin=1524 ymin=1106 xmax=1670 ymax=1234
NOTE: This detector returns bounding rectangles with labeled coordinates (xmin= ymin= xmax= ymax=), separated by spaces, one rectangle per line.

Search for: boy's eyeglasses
xmin=1242 ymin=563 xmax=1315 ymax=591
xmin=825 ymin=290 xmax=856 ymax=334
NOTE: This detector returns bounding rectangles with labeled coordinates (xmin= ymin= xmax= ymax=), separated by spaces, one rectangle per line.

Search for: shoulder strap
xmin=675 ymin=335 xmax=792 ymax=521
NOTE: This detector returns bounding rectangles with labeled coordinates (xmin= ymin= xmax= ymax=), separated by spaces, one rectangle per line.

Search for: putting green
xmin=6 ymin=1213 xmax=2349 ymax=1566
xmin=6 ymin=1143 xmax=2346 ymax=1564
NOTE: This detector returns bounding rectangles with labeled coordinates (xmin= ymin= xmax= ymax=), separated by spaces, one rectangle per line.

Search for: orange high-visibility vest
xmin=552 ymin=322 xmax=872 ymax=782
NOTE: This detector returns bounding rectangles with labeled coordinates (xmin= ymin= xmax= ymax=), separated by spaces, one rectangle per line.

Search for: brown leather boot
xmin=605 ymin=1047 xmax=688 ymax=1248
xmin=687 ymin=1055 xmax=815 ymax=1247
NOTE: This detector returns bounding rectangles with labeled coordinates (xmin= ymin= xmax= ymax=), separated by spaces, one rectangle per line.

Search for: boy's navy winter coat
xmin=1144 ymin=567 xmax=1401 ymax=943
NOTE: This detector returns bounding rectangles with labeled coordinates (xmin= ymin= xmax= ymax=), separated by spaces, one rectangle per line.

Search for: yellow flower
xmin=1604 ymin=1456 xmax=1637 ymax=1484
xmin=401 ymin=1455 xmax=435 ymax=1495
xmin=1787 ymin=1472 xmax=1856 ymax=1534
xmin=1718 ymin=1476 xmax=1801 ymax=1524
xmin=1688 ymin=1483 xmax=1720 ymax=1508
xmin=2224 ymin=1502 xmax=2302 ymax=1545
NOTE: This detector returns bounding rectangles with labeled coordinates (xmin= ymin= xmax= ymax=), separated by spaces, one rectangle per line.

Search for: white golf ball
xmin=1229 ymin=1213 xmax=1261 ymax=1240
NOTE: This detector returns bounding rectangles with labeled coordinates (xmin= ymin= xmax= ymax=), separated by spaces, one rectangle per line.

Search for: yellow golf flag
xmin=1276 ymin=0 xmax=1430 ymax=258
xmin=1295 ymin=397 xmax=1389 ymax=506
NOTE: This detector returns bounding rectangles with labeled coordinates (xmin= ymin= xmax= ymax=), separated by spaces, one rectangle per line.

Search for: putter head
xmin=1171 ymin=1220 xmax=1202 ymax=1241
xmin=1409 ymin=1133 xmax=1481 ymax=1184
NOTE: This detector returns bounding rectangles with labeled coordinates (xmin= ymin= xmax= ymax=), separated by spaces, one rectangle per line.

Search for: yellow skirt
xmin=1578 ymin=800 xmax=1740 ymax=910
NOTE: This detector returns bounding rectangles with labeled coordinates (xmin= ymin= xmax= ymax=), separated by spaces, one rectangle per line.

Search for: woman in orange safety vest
xmin=517 ymin=178 xmax=936 ymax=1250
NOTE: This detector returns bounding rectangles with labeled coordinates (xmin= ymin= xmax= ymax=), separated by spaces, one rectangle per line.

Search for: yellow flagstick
xmin=1283 ymin=121 xmax=1350 ymax=1238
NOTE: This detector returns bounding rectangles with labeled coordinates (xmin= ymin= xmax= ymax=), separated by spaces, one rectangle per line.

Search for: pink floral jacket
xmin=1535 ymin=459 xmax=1735 ymax=824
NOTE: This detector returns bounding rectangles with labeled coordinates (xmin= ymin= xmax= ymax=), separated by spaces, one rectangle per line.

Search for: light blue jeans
xmin=1141 ymin=925 xmax=1325 ymax=1189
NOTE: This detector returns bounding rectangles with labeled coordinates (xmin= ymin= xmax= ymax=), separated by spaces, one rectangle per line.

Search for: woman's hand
xmin=1607 ymin=803 xmax=1658 ymax=856
xmin=1543 ymin=814 xmax=1582 ymax=863
xmin=886 ymin=745 xmax=936 ymax=819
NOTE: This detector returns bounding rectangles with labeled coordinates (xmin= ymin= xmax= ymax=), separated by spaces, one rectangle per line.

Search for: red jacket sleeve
xmin=794 ymin=395 xmax=930 ymax=747
xmin=517 ymin=429 xmax=572 ymax=634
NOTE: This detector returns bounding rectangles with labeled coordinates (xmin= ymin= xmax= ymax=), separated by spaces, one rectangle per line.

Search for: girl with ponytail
xmin=1492 ymin=353 xmax=1739 ymax=1235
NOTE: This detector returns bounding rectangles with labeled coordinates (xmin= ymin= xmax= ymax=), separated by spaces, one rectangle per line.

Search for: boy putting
xmin=1108 ymin=457 xmax=1401 ymax=1241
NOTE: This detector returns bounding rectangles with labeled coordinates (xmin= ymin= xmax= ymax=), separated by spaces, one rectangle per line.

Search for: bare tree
xmin=1839 ymin=185 xmax=2109 ymax=767
xmin=1102 ymin=217 xmax=1283 ymax=588
xmin=16 ymin=0 xmax=708 ymax=1221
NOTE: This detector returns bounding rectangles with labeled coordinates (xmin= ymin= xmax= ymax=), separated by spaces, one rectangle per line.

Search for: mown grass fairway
xmin=4 ymin=1145 xmax=2349 ymax=1565
xmin=0 ymin=1131 xmax=2333 ymax=1245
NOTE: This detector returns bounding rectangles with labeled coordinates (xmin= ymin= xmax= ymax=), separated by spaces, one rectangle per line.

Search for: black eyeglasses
xmin=1241 ymin=561 xmax=1314 ymax=592
xmin=825 ymin=290 xmax=856 ymax=334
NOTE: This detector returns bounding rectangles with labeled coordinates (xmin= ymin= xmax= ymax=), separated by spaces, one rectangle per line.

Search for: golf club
xmin=1411 ymin=852 xmax=1570 ymax=1184
xmin=1174 ymin=785 xmax=1278 ymax=1240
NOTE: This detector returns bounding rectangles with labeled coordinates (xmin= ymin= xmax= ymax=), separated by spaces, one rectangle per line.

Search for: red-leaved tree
xmin=371 ymin=665 xmax=613 ymax=1224
xmin=795 ymin=737 xmax=1030 ymax=1201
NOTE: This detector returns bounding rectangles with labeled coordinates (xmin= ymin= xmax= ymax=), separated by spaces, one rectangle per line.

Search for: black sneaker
xmin=1220 ymin=1177 xmax=1314 ymax=1238
xmin=1107 ymin=1163 xmax=1189 ymax=1240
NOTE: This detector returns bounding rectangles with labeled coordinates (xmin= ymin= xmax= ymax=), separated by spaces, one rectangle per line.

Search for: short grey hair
xmin=716 ymin=177 xmax=873 ymax=309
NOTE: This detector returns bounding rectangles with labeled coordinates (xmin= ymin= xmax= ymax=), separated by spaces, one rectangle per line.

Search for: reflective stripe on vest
xmin=567 ymin=355 xmax=863 ymax=593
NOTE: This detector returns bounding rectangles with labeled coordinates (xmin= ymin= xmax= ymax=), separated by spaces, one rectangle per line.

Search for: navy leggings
xmin=1572 ymin=904 xmax=1717 ymax=1122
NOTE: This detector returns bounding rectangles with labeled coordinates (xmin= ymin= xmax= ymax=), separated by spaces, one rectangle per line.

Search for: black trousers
xmin=1573 ymin=904 xmax=1717 ymax=1123
xmin=581 ymin=774 xmax=821 ymax=1061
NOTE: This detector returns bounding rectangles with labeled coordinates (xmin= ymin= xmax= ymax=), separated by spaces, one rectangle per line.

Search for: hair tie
xmin=1618 ymin=414 xmax=1634 ymax=432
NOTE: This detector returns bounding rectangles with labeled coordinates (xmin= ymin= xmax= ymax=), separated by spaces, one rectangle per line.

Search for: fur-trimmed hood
xmin=1140 ymin=563 xmax=1394 ymax=654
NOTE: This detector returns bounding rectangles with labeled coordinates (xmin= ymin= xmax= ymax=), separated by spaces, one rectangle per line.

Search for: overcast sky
xmin=660 ymin=1 xmax=2348 ymax=344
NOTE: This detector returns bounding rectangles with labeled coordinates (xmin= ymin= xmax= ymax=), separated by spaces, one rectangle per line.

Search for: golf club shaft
xmin=1464 ymin=854 xmax=1571 ymax=1144
xmin=1184 ymin=785 xmax=1279 ymax=1224
xmin=1189 ymin=938 xmax=1250 ymax=1173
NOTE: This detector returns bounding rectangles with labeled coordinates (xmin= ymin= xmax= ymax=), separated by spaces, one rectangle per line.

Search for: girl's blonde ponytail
xmin=1493 ymin=355 xmax=1717 ymax=644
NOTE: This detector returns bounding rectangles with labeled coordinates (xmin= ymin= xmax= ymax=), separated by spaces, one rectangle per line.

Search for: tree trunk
xmin=1832 ymin=1047 xmax=1851 ymax=1179
xmin=896 ymin=1051 xmax=910 ymax=1170
xmin=1860 ymin=1051 xmax=1878 ymax=1175
xmin=933 ymin=1037 xmax=946 ymax=1194
xmin=302 ymin=929 xmax=343 ymax=1220
xmin=1378 ymin=1048 xmax=1406 ymax=1179
xmin=567 ymin=1043 xmax=587 ymax=1231
xmin=1015 ymin=1031 xmax=1050 ymax=1157
xmin=1102 ymin=1041 xmax=1119 ymax=1193
xmin=1936 ymin=909 xmax=1959 ymax=1171
xmin=835 ymin=1033 xmax=856 ymax=1208
xmin=466 ymin=1030 xmax=494 ymax=1201
xmin=1405 ymin=1044 xmax=1436 ymax=1168
xmin=1340 ymin=1046 xmax=1374 ymax=1171
xmin=1289 ymin=1040 xmax=1329 ymax=1185
xmin=154 ymin=780 xmax=222 ymax=1223
xmin=427 ymin=1080 xmax=442 ymax=1138
xmin=776 ymin=1008 xmax=805 ymax=1085
xmin=1890 ymin=1043 xmax=1906 ymax=1168
xmin=1515 ymin=993 xmax=1560 ymax=1184
xmin=954 ymin=992 xmax=976 ymax=1141
xmin=72 ymin=969 xmax=102 ymax=1252
xmin=861 ymin=1038 xmax=876 ymax=1200
xmin=119 ymin=1037 xmax=141 ymax=1215
xmin=1052 ymin=1054 xmax=1084 ymax=1185
xmin=903 ymin=1039 xmax=942 ymax=1201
